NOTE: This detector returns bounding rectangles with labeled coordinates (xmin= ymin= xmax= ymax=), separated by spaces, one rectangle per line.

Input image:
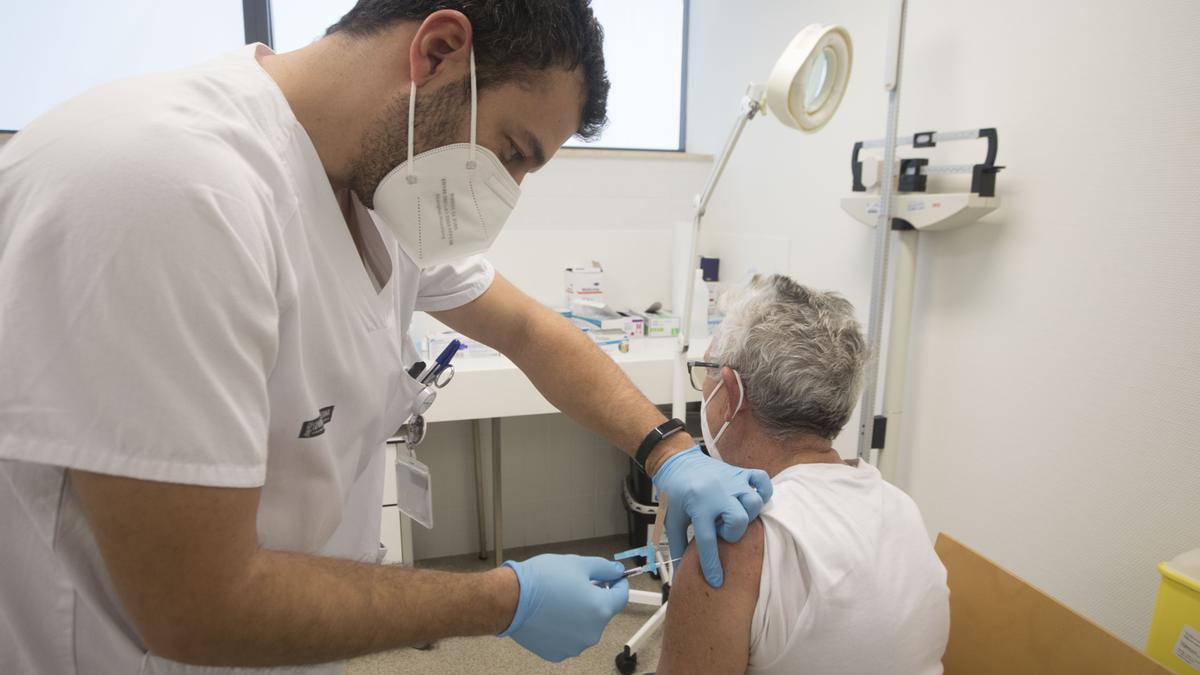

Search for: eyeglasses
xmin=686 ymin=360 xmax=723 ymax=392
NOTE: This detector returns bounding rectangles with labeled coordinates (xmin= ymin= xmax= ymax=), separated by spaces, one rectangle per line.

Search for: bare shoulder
xmin=675 ymin=518 xmax=765 ymax=592
xmin=657 ymin=520 xmax=765 ymax=675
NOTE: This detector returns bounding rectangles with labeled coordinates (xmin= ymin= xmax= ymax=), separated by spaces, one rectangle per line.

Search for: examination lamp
xmin=670 ymin=25 xmax=853 ymax=423
xmin=766 ymin=24 xmax=853 ymax=132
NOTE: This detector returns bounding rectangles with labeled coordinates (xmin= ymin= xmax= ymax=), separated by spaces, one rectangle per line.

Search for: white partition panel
xmin=0 ymin=1 xmax=245 ymax=131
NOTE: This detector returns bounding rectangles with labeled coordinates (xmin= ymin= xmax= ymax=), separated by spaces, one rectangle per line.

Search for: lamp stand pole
xmin=856 ymin=0 xmax=909 ymax=463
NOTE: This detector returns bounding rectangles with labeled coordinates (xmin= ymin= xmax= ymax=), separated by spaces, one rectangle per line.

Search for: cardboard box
xmin=618 ymin=312 xmax=645 ymax=339
xmin=569 ymin=299 xmax=625 ymax=329
xmin=935 ymin=533 xmax=1172 ymax=674
xmin=587 ymin=328 xmax=630 ymax=352
xmin=629 ymin=310 xmax=680 ymax=338
xmin=570 ymin=301 xmax=643 ymax=339
xmin=565 ymin=262 xmax=604 ymax=304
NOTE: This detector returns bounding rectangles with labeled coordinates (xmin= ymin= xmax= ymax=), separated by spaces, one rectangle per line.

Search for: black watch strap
xmin=635 ymin=418 xmax=686 ymax=474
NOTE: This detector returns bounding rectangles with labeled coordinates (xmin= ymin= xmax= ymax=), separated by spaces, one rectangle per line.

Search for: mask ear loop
xmin=730 ymin=370 xmax=745 ymax=414
xmin=467 ymin=47 xmax=478 ymax=169
xmin=406 ymin=81 xmax=417 ymax=184
xmin=712 ymin=370 xmax=745 ymax=445
xmin=408 ymin=48 xmax=477 ymax=180
xmin=703 ymin=378 xmax=724 ymax=407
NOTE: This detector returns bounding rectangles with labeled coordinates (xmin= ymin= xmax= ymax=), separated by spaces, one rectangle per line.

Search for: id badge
xmin=395 ymin=451 xmax=434 ymax=529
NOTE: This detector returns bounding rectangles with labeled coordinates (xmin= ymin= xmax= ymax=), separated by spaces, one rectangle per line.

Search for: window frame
xmin=243 ymin=0 xmax=274 ymax=45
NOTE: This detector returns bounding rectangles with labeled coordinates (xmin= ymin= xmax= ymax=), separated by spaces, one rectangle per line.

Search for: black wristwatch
xmin=635 ymin=418 xmax=687 ymax=474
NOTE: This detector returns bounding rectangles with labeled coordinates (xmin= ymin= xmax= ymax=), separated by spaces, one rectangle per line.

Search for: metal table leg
xmin=472 ymin=419 xmax=488 ymax=560
xmin=492 ymin=417 xmax=503 ymax=567
xmin=399 ymin=501 xmax=414 ymax=567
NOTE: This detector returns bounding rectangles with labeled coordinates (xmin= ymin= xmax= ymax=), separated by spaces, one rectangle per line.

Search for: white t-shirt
xmin=747 ymin=461 xmax=950 ymax=675
xmin=0 ymin=45 xmax=494 ymax=674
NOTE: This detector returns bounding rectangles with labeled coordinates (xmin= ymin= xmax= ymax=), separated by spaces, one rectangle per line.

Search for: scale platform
xmin=841 ymin=192 xmax=998 ymax=231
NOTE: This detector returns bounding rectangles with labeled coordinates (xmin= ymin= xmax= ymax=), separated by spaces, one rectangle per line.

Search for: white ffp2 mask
xmin=372 ymin=50 xmax=521 ymax=268
xmin=700 ymin=370 xmax=743 ymax=462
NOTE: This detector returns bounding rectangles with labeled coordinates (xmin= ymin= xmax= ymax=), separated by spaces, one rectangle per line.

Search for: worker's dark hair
xmin=326 ymin=0 xmax=609 ymax=140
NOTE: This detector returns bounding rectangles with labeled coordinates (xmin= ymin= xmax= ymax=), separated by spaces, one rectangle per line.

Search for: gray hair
xmin=711 ymin=275 xmax=866 ymax=440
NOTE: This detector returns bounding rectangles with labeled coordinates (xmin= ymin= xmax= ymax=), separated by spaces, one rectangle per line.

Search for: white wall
xmin=410 ymin=153 xmax=711 ymax=340
xmin=688 ymin=0 xmax=1200 ymax=647
xmin=479 ymin=153 xmax=711 ymax=309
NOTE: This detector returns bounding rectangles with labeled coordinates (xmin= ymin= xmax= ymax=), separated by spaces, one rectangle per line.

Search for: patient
xmin=657 ymin=275 xmax=949 ymax=675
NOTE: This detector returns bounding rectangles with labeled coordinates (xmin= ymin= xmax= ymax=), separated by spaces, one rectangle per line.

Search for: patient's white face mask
xmin=372 ymin=50 xmax=522 ymax=268
xmin=700 ymin=370 xmax=743 ymax=462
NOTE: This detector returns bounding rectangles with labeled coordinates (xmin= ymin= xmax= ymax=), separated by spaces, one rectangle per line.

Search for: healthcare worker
xmin=0 ymin=1 xmax=773 ymax=672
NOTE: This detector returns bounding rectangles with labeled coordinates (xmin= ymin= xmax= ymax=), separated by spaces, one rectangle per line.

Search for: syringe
xmin=593 ymin=556 xmax=684 ymax=588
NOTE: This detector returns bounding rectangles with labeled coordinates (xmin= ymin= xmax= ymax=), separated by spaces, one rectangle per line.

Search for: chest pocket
xmin=367 ymin=366 xmax=428 ymax=467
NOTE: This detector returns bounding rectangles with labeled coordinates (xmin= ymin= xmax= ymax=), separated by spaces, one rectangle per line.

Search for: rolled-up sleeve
xmin=413 ymin=254 xmax=496 ymax=313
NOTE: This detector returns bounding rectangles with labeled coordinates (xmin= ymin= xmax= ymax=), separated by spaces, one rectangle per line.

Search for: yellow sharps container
xmin=1147 ymin=550 xmax=1200 ymax=673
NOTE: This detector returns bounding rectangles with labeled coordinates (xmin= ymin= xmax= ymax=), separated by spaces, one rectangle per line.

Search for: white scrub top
xmin=747 ymin=461 xmax=950 ymax=675
xmin=0 ymin=45 xmax=494 ymax=674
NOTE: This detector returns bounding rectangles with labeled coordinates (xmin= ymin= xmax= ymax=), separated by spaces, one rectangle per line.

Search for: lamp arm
xmin=695 ymin=88 xmax=765 ymax=217
xmin=670 ymin=90 xmax=764 ymax=421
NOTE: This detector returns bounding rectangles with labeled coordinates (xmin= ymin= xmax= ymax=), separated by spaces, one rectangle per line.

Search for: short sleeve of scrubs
xmin=413 ymin=254 xmax=496 ymax=313
xmin=0 ymin=134 xmax=281 ymax=488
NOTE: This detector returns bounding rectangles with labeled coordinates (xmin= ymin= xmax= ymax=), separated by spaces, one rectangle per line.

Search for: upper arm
xmin=69 ymin=470 xmax=262 ymax=660
xmin=430 ymin=271 xmax=558 ymax=357
xmin=658 ymin=519 xmax=765 ymax=675
xmin=4 ymin=121 xmax=281 ymax=659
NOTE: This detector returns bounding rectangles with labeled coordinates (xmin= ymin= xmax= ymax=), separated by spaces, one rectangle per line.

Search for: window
xmin=266 ymin=0 xmax=690 ymax=152
xmin=270 ymin=0 xmax=358 ymax=54
xmin=0 ymin=1 xmax=245 ymax=131
xmin=564 ymin=0 xmax=688 ymax=151
xmin=2 ymin=0 xmax=689 ymax=149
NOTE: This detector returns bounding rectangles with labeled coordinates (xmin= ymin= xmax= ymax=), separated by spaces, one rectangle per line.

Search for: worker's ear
xmin=409 ymin=9 xmax=472 ymax=87
xmin=719 ymin=367 xmax=745 ymax=423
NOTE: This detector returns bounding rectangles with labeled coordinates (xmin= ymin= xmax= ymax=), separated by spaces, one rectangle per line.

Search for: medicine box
xmin=565 ymin=262 xmax=604 ymax=304
xmin=628 ymin=310 xmax=680 ymax=338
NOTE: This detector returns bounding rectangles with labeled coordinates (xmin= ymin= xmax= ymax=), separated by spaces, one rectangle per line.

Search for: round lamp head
xmin=765 ymin=24 xmax=853 ymax=132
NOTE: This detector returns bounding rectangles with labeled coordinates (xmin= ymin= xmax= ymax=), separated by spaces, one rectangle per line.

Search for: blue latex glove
xmin=652 ymin=445 xmax=774 ymax=587
xmin=499 ymin=554 xmax=629 ymax=662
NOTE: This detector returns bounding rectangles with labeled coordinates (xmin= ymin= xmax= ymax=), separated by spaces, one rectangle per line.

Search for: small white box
xmin=565 ymin=262 xmax=605 ymax=304
xmin=589 ymin=329 xmax=630 ymax=352
xmin=619 ymin=313 xmax=645 ymax=339
xmin=569 ymin=298 xmax=625 ymax=331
